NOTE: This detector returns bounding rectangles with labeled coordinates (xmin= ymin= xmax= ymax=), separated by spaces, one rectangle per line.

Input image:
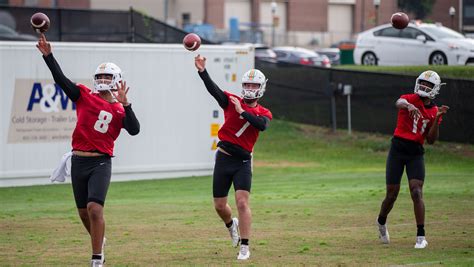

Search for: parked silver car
xmin=354 ymin=22 xmax=474 ymax=66
xmin=0 ymin=24 xmax=37 ymax=41
xmin=273 ymin=46 xmax=331 ymax=68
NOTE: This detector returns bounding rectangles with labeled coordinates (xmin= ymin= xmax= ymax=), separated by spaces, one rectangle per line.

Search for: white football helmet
xmin=241 ymin=69 xmax=267 ymax=99
xmin=414 ymin=70 xmax=445 ymax=99
xmin=93 ymin=62 xmax=122 ymax=94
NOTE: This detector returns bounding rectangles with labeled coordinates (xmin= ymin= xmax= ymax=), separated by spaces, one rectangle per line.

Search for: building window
xmin=182 ymin=13 xmax=191 ymax=28
xmin=24 ymin=0 xmax=39 ymax=6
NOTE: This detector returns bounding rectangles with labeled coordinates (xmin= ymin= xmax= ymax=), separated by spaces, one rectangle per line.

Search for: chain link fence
xmin=257 ymin=60 xmax=474 ymax=144
xmin=0 ymin=6 xmax=214 ymax=44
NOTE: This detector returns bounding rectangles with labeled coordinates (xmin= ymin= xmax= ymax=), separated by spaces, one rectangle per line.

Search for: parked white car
xmin=354 ymin=22 xmax=474 ymax=66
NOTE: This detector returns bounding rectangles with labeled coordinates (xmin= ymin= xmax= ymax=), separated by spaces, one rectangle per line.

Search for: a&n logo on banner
xmin=8 ymin=79 xmax=86 ymax=144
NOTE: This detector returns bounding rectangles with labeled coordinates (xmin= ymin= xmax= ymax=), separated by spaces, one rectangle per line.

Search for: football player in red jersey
xmin=195 ymin=55 xmax=272 ymax=260
xmin=376 ymin=70 xmax=449 ymax=249
xmin=37 ymin=34 xmax=140 ymax=266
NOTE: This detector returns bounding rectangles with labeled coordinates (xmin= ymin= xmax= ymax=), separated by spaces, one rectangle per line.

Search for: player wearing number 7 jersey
xmin=36 ymin=34 xmax=139 ymax=266
xmin=376 ymin=70 xmax=449 ymax=249
xmin=195 ymin=54 xmax=272 ymax=260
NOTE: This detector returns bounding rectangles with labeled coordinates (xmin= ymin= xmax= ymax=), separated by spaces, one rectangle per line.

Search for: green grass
xmin=1 ymin=120 xmax=474 ymax=266
xmin=335 ymin=65 xmax=474 ymax=80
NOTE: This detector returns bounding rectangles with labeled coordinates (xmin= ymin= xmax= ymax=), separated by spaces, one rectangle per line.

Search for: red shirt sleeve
xmin=261 ymin=108 xmax=273 ymax=120
xmin=400 ymin=94 xmax=417 ymax=104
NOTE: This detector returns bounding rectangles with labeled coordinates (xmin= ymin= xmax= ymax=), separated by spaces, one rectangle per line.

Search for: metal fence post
xmin=58 ymin=8 xmax=62 ymax=41
xmin=343 ymin=85 xmax=353 ymax=135
xmin=328 ymin=71 xmax=337 ymax=133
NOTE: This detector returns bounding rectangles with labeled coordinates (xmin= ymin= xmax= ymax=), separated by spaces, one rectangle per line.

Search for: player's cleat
xmin=237 ymin=244 xmax=250 ymax=260
xmin=90 ymin=259 xmax=104 ymax=267
xmin=376 ymin=219 xmax=390 ymax=244
xmin=228 ymin=217 xmax=240 ymax=247
xmin=414 ymin=236 xmax=428 ymax=249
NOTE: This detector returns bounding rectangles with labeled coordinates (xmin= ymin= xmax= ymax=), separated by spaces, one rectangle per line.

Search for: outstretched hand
xmin=36 ymin=33 xmax=51 ymax=56
xmin=407 ymin=104 xmax=422 ymax=120
xmin=194 ymin=54 xmax=206 ymax=72
xmin=437 ymin=105 xmax=449 ymax=117
xmin=229 ymin=96 xmax=244 ymax=114
xmin=115 ymin=80 xmax=130 ymax=106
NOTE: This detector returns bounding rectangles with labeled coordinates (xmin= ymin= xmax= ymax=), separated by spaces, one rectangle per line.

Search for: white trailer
xmin=0 ymin=41 xmax=254 ymax=187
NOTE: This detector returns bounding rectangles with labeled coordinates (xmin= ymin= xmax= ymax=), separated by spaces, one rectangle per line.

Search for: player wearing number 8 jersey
xmin=37 ymin=34 xmax=140 ymax=266
xmin=195 ymin=54 xmax=272 ymax=260
xmin=376 ymin=70 xmax=449 ymax=249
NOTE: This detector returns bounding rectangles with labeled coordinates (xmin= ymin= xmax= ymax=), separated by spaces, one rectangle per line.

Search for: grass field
xmin=335 ymin=65 xmax=474 ymax=80
xmin=1 ymin=120 xmax=473 ymax=266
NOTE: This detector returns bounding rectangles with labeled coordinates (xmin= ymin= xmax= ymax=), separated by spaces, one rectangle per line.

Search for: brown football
xmin=30 ymin=12 xmax=50 ymax=33
xmin=183 ymin=33 xmax=201 ymax=51
xmin=391 ymin=12 xmax=409 ymax=30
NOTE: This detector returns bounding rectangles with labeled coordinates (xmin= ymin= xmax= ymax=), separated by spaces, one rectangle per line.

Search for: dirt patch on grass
xmin=296 ymin=124 xmax=333 ymax=139
xmin=438 ymin=143 xmax=474 ymax=158
xmin=254 ymin=160 xmax=319 ymax=168
xmin=295 ymin=123 xmax=474 ymax=158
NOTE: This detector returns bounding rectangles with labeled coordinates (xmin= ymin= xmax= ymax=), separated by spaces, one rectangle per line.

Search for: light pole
xmin=374 ymin=0 xmax=380 ymax=26
xmin=164 ymin=0 xmax=169 ymax=23
xmin=449 ymin=6 xmax=456 ymax=30
xmin=271 ymin=1 xmax=277 ymax=47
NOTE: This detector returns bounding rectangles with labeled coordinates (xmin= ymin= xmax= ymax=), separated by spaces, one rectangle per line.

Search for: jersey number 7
xmin=235 ymin=114 xmax=253 ymax=137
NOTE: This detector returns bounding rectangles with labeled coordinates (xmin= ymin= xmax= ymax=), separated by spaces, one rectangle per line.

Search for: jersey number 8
xmin=94 ymin=110 xmax=113 ymax=133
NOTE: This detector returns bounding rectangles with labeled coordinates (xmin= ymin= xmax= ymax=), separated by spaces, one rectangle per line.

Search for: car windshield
xmin=0 ymin=25 xmax=17 ymax=35
xmin=420 ymin=25 xmax=464 ymax=39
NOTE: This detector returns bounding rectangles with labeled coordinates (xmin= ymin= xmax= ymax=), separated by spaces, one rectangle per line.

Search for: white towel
xmin=50 ymin=151 xmax=73 ymax=182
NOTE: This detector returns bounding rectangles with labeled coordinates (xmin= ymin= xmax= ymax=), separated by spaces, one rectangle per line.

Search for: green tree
xmin=398 ymin=0 xmax=436 ymax=20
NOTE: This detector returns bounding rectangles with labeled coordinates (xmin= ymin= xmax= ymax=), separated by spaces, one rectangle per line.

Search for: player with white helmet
xmin=195 ymin=54 xmax=272 ymax=260
xmin=241 ymin=69 xmax=267 ymax=99
xmin=37 ymin=34 xmax=140 ymax=266
xmin=93 ymin=62 xmax=123 ymax=95
xmin=376 ymin=70 xmax=449 ymax=249
xmin=413 ymin=70 xmax=445 ymax=99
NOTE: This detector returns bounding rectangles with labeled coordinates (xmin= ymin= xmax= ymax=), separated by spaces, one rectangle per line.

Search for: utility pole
xmin=271 ymin=1 xmax=277 ymax=47
xmin=374 ymin=0 xmax=380 ymax=26
xmin=164 ymin=0 xmax=169 ymax=23
xmin=449 ymin=6 xmax=456 ymax=30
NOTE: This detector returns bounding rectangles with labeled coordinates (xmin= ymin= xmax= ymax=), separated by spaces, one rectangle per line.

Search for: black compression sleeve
xmin=43 ymin=53 xmax=81 ymax=102
xmin=241 ymin=112 xmax=270 ymax=131
xmin=198 ymin=69 xmax=228 ymax=109
xmin=122 ymin=104 xmax=140 ymax=136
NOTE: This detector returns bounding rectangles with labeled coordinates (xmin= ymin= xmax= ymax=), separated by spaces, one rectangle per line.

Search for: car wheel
xmin=362 ymin=52 xmax=377 ymax=65
xmin=429 ymin=52 xmax=447 ymax=65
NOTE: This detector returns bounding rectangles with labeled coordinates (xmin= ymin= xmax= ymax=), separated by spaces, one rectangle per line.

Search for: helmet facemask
xmin=94 ymin=73 xmax=113 ymax=90
xmin=242 ymin=81 xmax=266 ymax=100
xmin=414 ymin=80 xmax=435 ymax=98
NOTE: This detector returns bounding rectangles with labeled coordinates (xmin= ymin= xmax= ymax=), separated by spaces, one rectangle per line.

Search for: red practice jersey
xmin=72 ymin=84 xmax=125 ymax=156
xmin=393 ymin=93 xmax=441 ymax=145
xmin=218 ymin=91 xmax=272 ymax=152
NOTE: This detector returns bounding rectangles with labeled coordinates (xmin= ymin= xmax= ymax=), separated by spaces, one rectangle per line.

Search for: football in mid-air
xmin=183 ymin=33 xmax=201 ymax=51
xmin=30 ymin=12 xmax=50 ymax=33
xmin=391 ymin=12 xmax=409 ymax=29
